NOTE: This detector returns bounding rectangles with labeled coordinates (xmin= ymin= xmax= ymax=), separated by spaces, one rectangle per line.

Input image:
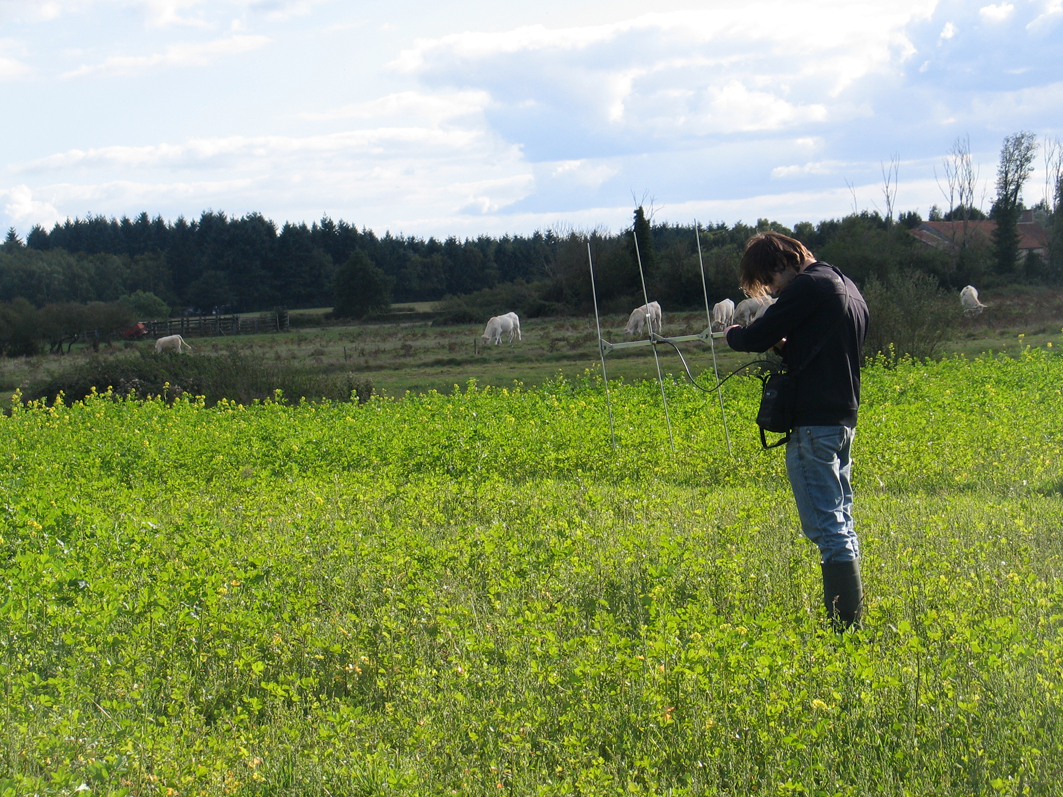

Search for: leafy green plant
xmin=2 ymin=351 xmax=1062 ymax=794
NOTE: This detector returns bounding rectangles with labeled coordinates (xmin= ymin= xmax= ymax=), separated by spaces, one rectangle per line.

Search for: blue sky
xmin=1 ymin=0 xmax=1060 ymax=241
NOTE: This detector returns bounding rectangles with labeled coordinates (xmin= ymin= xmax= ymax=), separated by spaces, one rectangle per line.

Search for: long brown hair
xmin=738 ymin=232 xmax=814 ymax=298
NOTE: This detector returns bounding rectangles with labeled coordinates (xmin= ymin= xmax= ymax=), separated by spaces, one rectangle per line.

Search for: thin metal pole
xmin=632 ymin=227 xmax=675 ymax=454
xmin=695 ymin=220 xmax=732 ymax=456
xmin=587 ymin=241 xmax=617 ymax=450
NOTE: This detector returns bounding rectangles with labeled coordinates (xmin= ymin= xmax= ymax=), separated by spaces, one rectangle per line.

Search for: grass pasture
xmin=1 ymin=310 xmax=753 ymax=407
xmin=7 ymin=282 xmax=1063 ymax=408
xmin=275 ymin=308 xmax=749 ymax=395
xmin=2 ymin=349 xmax=1063 ymax=795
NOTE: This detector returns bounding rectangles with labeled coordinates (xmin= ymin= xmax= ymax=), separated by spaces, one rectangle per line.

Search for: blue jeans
xmin=785 ymin=425 xmax=860 ymax=563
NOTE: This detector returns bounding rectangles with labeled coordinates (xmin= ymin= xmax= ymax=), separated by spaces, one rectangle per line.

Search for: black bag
xmin=756 ymin=371 xmax=794 ymax=448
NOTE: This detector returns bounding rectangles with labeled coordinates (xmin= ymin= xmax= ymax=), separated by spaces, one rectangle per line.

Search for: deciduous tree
xmin=990 ymin=131 xmax=1038 ymax=274
xmin=334 ymin=250 xmax=392 ymax=319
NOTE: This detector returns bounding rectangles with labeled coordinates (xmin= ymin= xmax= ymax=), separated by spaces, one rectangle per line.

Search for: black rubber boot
xmin=821 ymin=559 xmax=864 ymax=631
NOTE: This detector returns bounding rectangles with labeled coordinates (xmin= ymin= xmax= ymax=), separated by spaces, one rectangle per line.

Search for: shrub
xmin=435 ymin=280 xmax=550 ymax=325
xmin=22 ymin=346 xmax=364 ymax=406
xmin=862 ymin=269 xmax=957 ymax=362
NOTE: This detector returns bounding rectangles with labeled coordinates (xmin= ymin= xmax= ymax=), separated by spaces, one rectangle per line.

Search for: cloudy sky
xmin=1 ymin=0 xmax=1060 ymax=241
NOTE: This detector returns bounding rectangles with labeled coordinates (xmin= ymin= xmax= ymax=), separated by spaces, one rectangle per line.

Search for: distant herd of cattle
xmin=480 ymin=284 xmax=989 ymax=347
xmin=144 ymin=285 xmax=990 ymax=354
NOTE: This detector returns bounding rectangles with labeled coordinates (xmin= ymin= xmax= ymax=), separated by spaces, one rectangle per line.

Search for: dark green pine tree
xmin=628 ymin=206 xmax=657 ymax=293
xmin=2 ymin=227 xmax=24 ymax=252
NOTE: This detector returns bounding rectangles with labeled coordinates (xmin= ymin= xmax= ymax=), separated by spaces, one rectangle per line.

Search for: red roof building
xmin=910 ymin=209 xmax=1048 ymax=260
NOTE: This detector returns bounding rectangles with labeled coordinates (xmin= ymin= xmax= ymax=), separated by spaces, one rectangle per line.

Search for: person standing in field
xmin=725 ymin=232 xmax=869 ymax=630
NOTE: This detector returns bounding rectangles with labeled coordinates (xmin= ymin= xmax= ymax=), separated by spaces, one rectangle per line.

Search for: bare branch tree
xmin=881 ymin=154 xmax=899 ymax=231
xmin=845 ymin=179 xmax=858 ymax=215
xmin=1041 ymin=136 xmax=1063 ymax=273
xmin=935 ymin=160 xmax=957 ymax=221
xmin=955 ymin=135 xmax=981 ymax=248
xmin=936 ymin=134 xmax=985 ymax=251
xmin=630 ymin=191 xmax=660 ymax=222
xmin=1042 ymin=136 xmax=1062 ymax=212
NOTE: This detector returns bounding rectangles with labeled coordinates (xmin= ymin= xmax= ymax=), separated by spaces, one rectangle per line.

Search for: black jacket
xmin=726 ymin=262 xmax=868 ymax=427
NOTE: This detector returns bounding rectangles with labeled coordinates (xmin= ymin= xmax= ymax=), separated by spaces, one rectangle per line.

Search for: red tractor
xmin=121 ymin=322 xmax=149 ymax=340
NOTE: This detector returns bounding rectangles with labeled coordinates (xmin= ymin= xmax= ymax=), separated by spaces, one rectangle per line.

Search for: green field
xmin=2 ymin=347 xmax=1062 ymax=795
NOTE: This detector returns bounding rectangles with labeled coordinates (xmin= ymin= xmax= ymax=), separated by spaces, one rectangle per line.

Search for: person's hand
xmin=724 ymin=324 xmax=740 ymax=333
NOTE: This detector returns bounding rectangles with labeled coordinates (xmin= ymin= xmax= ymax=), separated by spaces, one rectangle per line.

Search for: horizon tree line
xmin=1 ymin=130 xmax=1060 ymax=327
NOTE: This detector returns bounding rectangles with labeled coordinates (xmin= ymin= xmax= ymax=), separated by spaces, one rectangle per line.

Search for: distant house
xmin=910 ymin=210 xmax=1048 ymax=261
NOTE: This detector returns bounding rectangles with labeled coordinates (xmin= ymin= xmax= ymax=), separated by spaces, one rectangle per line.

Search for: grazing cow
xmin=155 ymin=334 xmax=192 ymax=354
xmin=960 ymin=285 xmax=986 ymax=315
xmin=732 ymin=296 xmax=776 ymax=326
xmin=624 ymin=301 xmax=663 ymax=337
xmin=502 ymin=312 xmax=522 ymax=341
xmin=482 ymin=312 xmax=521 ymax=345
xmin=711 ymin=299 xmax=735 ymax=331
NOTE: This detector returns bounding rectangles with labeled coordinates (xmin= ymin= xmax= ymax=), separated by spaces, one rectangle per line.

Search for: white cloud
xmin=455 ymin=174 xmax=537 ymax=214
xmin=141 ymin=0 xmax=210 ymax=28
xmin=18 ymin=126 xmax=499 ymax=172
xmin=1027 ymin=0 xmax=1063 ymax=31
xmin=1 ymin=184 xmax=61 ymax=229
xmin=6 ymin=0 xmax=1062 ymax=242
xmin=390 ymin=3 xmax=932 ymax=153
xmin=390 ymin=21 xmax=619 ymax=74
xmin=6 ymin=111 xmax=537 ymax=231
xmin=703 ymin=81 xmax=828 ymax=132
xmin=254 ymin=0 xmax=324 ymax=22
xmin=0 ymin=54 xmax=29 ymax=79
xmin=966 ymin=80 xmax=1063 ymax=122
xmin=0 ymin=1 xmax=63 ymax=23
xmin=37 ymin=2 xmax=62 ymax=21
xmin=300 ymin=91 xmax=491 ymax=125
xmin=978 ymin=3 xmax=1015 ymax=23
xmin=395 ymin=5 xmax=932 ymax=78
xmin=61 ymin=34 xmax=271 ymax=77
xmin=9 ymin=177 xmax=262 ymax=222
xmin=0 ymin=37 xmax=31 ymax=79
xmin=0 ymin=0 xmax=323 ymax=28
xmin=771 ymin=160 xmax=851 ymax=179
xmin=548 ymin=159 xmax=616 ymax=186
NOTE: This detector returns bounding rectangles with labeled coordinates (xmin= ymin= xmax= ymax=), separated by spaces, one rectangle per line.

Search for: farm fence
xmin=143 ymin=310 xmax=290 ymax=338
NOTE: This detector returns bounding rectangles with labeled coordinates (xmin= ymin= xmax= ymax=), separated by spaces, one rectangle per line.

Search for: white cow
xmin=154 ymin=334 xmax=193 ymax=353
xmin=732 ymin=296 xmax=776 ymax=326
xmin=624 ymin=301 xmax=663 ymax=337
xmin=711 ymin=299 xmax=735 ymax=331
xmin=960 ymin=285 xmax=987 ymax=315
xmin=481 ymin=312 xmax=521 ymax=345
